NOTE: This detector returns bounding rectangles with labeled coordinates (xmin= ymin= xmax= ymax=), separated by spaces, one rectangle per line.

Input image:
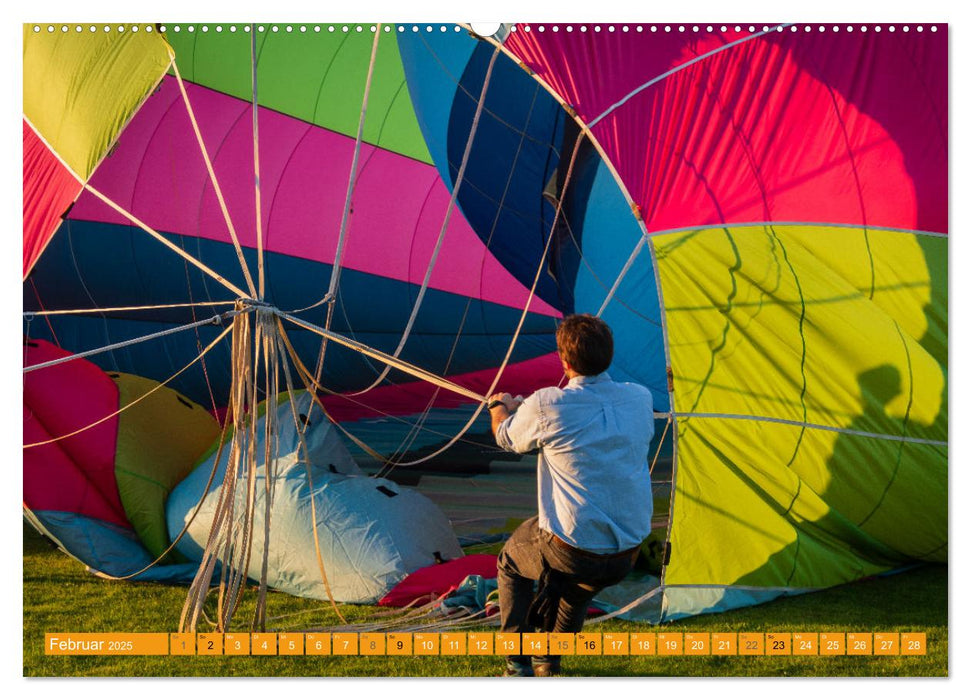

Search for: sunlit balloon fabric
xmin=23 ymin=339 xmax=217 ymax=580
xmin=26 ymin=26 xmax=563 ymax=415
xmin=22 ymin=27 xmax=171 ymax=278
xmin=497 ymin=24 xmax=947 ymax=619
xmin=23 ymin=23 xmax=946 ymax=621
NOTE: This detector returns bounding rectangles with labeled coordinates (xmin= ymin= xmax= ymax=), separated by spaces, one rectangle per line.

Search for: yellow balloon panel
xmin=666 ymin=416 xmax=945 ymax=589
xmin=23 ymin=26 xmax=171 ymax=178
xmin=654 ymin=225 xmax=946 ymax=445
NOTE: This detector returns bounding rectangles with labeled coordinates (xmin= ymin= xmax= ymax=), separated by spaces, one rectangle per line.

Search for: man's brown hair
xmin=556 ymin=314 xmax=613 ymax=376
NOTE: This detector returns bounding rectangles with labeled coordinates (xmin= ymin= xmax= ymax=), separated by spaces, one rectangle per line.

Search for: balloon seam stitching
xmin=674 ymin=412 xmax=945 ymax=446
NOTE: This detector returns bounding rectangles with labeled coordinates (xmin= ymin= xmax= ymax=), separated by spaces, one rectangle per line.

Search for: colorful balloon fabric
xmin=23 ymin=339 xmax=217 ymax=579
xmin=23 ymin=23 xmax=946 ymax=621
xmin=166 ymin=391 xmax=464 ymax=603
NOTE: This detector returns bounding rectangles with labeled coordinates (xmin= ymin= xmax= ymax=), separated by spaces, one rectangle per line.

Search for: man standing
xmin=488 ymin=314 xmax=654 ymax=677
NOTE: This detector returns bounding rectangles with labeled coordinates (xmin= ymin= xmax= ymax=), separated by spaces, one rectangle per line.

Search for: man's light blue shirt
xmin=494 ymin=372 xmax=654 ymax=554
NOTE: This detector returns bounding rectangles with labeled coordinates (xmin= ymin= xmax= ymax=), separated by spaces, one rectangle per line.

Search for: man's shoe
xmin=532 ymin=658 xmax=561 ymax=677
xmin=503 ymin=659 xmax=534 ymax=677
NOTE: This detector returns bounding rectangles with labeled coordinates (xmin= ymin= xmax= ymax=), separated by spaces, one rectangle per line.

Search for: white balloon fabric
xmin=165 ymin=392 xmax=463 ymax=603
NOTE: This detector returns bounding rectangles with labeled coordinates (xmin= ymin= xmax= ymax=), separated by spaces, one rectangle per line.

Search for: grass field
xmin=22 ymin=523 xmax=947 ymax=678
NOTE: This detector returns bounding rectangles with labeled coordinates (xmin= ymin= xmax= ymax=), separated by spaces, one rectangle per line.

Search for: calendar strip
xmin=45 ymin=631 xmax=928 ymax=657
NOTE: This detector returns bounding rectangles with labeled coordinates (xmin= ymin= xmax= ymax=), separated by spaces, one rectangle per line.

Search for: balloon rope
xmin=170 ymin=60 xmax=258 ymax=300
xmin=22 ymin=309 xmax=241 ymax=375
xmin=649 ymin=415 xmax=672 ymax=477
xmin=275 ymin=320 xmax=497 ymax=451
xmin=279 ymin=312 xmax=487 ymax=403
xmin=81 ymin=183 xmax=249 ymax=298
xmin=25 ymin=301 xmax=236 ymax=316
xmin=250 ymin=25 xmax=266 ymax=299
xmin=297 ymin=25 xmax=383 ymax=423
xmin=26 ymin=325 xmax=234 ymax=584
xmin=181 ymin=311 xmax=251 ymax=632
xmin=276 ymin=324 xmax=387 ymax=463
xmin=596 ymin=232 xmax=650 ymax=317
xmin=275 ymin=337 xmax=347 ymax=624
xmin=305 ymin=24 xmax=383 ymax=313
xmin=251 ymin=311 xmax=286 ymax=631
xmin=341 ymin=44 xmax=503 ymax=398
xmin=381 ymin=129 xmax=588 ymax=469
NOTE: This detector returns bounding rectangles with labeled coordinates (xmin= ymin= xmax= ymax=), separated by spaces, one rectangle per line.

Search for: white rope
xmin=170 ymin=59 xmax=258 ymax=300
xmin=342 ymin=44 xmax=503 ymax=397
xmin=385 ymin=131 xmax=588 ymax=468
xmin=596 ymin=232 xmax=650 ymax=318
xmin=674 ymin=411 xmax=947 ymax=447
xmin=278 ymin=311 xmax=486 ymax=403
xmin=26 ymin=327 xmax=238 ymax=582
xmin=588 ymin=24 xmax=792 ymax=128
xmin=250 ymin=25 xmax=266 ymax=300
xmin=81 ymin=182 xmax=249 ymax=299
xmin=23 ymin=324 xmax=233 ymax=450
xmin=585 ymin=585 xmax=663 ymax=625
xmin=22 ymin=309 xmax=242 ymax=374
xmin=633 ymin=220 xmax=949 ymax=240
xmin=298 ymin=26 xmax=383 ymax=315
xmin=24 ymin=301 xmax=236 ymax=316
xmin=276 ymin=343 xmax=347 ymax=624
xmin=276 ymin=322 xmax=498 ymax=451
xmin=180 ymin=310 xmax=250 ymax=631
xmin=252 ymin=312 xmax=278 ymax=630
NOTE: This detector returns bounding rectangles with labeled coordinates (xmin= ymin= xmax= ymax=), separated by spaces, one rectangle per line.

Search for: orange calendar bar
xmin=45 ymin=633 xmax=168 ymax=656
xmin=603 ymin=633 xmax=629 ymax=656
xmin=820 ymin=633 xmax=845 ymax=656
xmin=793 ymin=633 xmax=818 ymax=656
xmin=684 ymin=632 xmax=709 ymax=656
xmin=360 ymin=633 xmax=385 ymax=656
xmin=901 ymin=633 xmax=927 ymax=656
xmin=414 ymin=633 xmax=440 ymax=655
xmin=847 ymin=633 xmax=871 ymax=656
xmin=251 ymin=633 xmax=276 ymax=656
xmin=550 ymin=633 xmax=575 ymax=655
xmin=873 ymin=633 xmax=899 ymax=656
xmin=468 ymin=632 xmax=494 ymax=655
xmin=224 ymin=633 xmax=249 ymax=656
xmin=658 ymin=632 xmax=682 ymax=656
xmin=278 ymin=633 xmax=304 ymax=655
xmin=41 ymin=629 xmax=929 ymax=657
xmin=766 ymin=633 xmax=791 ymax=656
xmin=522 ymin=633 xmax=548 ymax=657
xmin=576 ymin=632 xmax=602 ymax=655
xmin=170 ymin=633 xmax=195 ymax=655
xmin=712 ymin=633 xmax=736 ymax=655
xmin=630 ymin=633 xmax=656 ymax=655
xmin=305 ymin=633 xmax=331 ymax=655
xmin=440 ymin=633 xmax=466 ymax=655
xmin=739 ymin=633 xmax=763 ymax=656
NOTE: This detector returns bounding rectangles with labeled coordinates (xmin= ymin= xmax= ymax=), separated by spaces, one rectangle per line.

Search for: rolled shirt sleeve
xmin=494 ymin=393 xmax=545 ymax=454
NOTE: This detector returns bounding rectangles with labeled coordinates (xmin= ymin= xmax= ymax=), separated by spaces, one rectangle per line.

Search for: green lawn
xmin=23 ymin=523 xmax=947 ymax=677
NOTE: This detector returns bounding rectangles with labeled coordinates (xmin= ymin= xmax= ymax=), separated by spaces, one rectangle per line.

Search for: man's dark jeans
xmin=497 ymin=516 xmax=637 ymax=668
